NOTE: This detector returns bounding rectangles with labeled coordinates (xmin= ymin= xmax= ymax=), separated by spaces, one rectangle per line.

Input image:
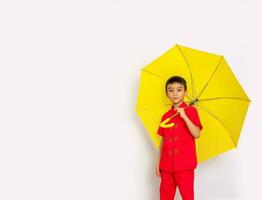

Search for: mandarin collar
xmin=170 ymin=101 xmax=187 ymax=111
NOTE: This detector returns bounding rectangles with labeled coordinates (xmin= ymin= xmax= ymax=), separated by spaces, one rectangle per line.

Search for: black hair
xmin=165 ymin=76 xmax=187 ymax=92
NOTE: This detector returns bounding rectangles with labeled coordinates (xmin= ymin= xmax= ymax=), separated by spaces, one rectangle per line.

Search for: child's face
xmin=166 ymin=82 xmax=187 ymax=105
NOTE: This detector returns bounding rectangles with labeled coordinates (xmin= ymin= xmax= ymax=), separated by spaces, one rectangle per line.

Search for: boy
xmin=156 ymin=76 xmax=203 ymax=200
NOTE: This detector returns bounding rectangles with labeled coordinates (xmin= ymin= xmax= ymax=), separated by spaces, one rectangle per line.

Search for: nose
xmin=173 ymin=91 xmax=178 ymax=96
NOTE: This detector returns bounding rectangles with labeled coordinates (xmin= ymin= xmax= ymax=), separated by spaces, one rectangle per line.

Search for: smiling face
xmin=166 ymin=82 xmax=187 ymax=106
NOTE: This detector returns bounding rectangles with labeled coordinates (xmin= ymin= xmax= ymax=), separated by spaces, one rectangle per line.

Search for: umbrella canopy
xmin=136 ymin=44 xmax=250 ymax=162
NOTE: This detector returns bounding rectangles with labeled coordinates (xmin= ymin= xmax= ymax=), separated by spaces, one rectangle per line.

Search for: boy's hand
xmin=177 ymin=108 xmax=187 ymax=119
xmin=156 ymin=162 xmax=161 ymax=177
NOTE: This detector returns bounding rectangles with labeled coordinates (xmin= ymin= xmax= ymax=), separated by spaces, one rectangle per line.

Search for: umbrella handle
xmin=160 ymin=118 xmax=175 ymax=128
xmin=159 ymin=104 xmax=194 ymax=128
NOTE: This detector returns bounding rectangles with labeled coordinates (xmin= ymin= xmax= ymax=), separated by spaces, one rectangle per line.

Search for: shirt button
xmin=174 ymin=136 xmax=178 ymax=141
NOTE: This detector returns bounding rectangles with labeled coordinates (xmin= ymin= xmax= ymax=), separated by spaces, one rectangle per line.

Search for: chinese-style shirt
xmin=157 ymin=101 xmax=203 ymax=172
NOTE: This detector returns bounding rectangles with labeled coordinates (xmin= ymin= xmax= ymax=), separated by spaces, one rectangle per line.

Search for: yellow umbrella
xmin=135 ymin=44 xmax=250 ymax=163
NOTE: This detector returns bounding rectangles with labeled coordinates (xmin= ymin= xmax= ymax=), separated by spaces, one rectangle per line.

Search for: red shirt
xmin=157 ymin=102 xmax=203 ymax=172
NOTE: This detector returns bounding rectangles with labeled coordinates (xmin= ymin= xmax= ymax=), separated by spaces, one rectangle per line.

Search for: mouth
xmin=172 ymin=99 xmax=180 ymax=103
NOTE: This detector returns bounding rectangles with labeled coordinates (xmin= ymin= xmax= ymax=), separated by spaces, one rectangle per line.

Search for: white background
xmin=0 ymin=0 xmax=261 ymax=199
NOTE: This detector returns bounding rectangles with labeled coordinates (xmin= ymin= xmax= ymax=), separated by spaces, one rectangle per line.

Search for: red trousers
xmin=160 ymin=169 xmax=194 ymax=200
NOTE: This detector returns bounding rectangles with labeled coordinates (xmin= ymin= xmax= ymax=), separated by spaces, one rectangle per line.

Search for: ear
xmin=184 ymin=90 xmax=188 ymax=96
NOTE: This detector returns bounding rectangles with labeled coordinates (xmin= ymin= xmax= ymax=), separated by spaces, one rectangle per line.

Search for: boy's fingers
xmin=156 ymin=168 xmax=161 ymax=176
xmin=156 ymin=168 xmax=159 ymax=176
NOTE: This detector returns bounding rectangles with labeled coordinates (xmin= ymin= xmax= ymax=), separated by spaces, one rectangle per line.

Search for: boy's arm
xmin=156 ymin=137 xmax=164 ymax=177
xmin=156 ymin=137 xmax=164 ymax=164
xmin=177 ymin=108 xmax=202 ymax=139
xmin=181 ymin=114 xmax=201 ymax=138
xmin=156 ymin=115 xmax=165 ymax=172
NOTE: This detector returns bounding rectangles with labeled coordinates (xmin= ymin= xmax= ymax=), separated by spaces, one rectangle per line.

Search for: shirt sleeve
xmin=187 ymin=106 xmax=203 ymax=131
xmin=157 ymin=115 xmax=165 ymax=136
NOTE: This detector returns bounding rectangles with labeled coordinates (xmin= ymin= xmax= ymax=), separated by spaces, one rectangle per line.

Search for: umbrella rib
xmin=186 ymin=94 xmax=194 ymax=101
xmin=177 ymin=45 xmax=197 ymax=98
xmin=196 ymin=102 xmax=237 ymax=148
xmin=141 ymin=69 xmax=164 ymax=79
xmin=197 ymin=56 xmax=224 ymax=99
xmin=199 ymin=97 xmax=251 ymax=102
